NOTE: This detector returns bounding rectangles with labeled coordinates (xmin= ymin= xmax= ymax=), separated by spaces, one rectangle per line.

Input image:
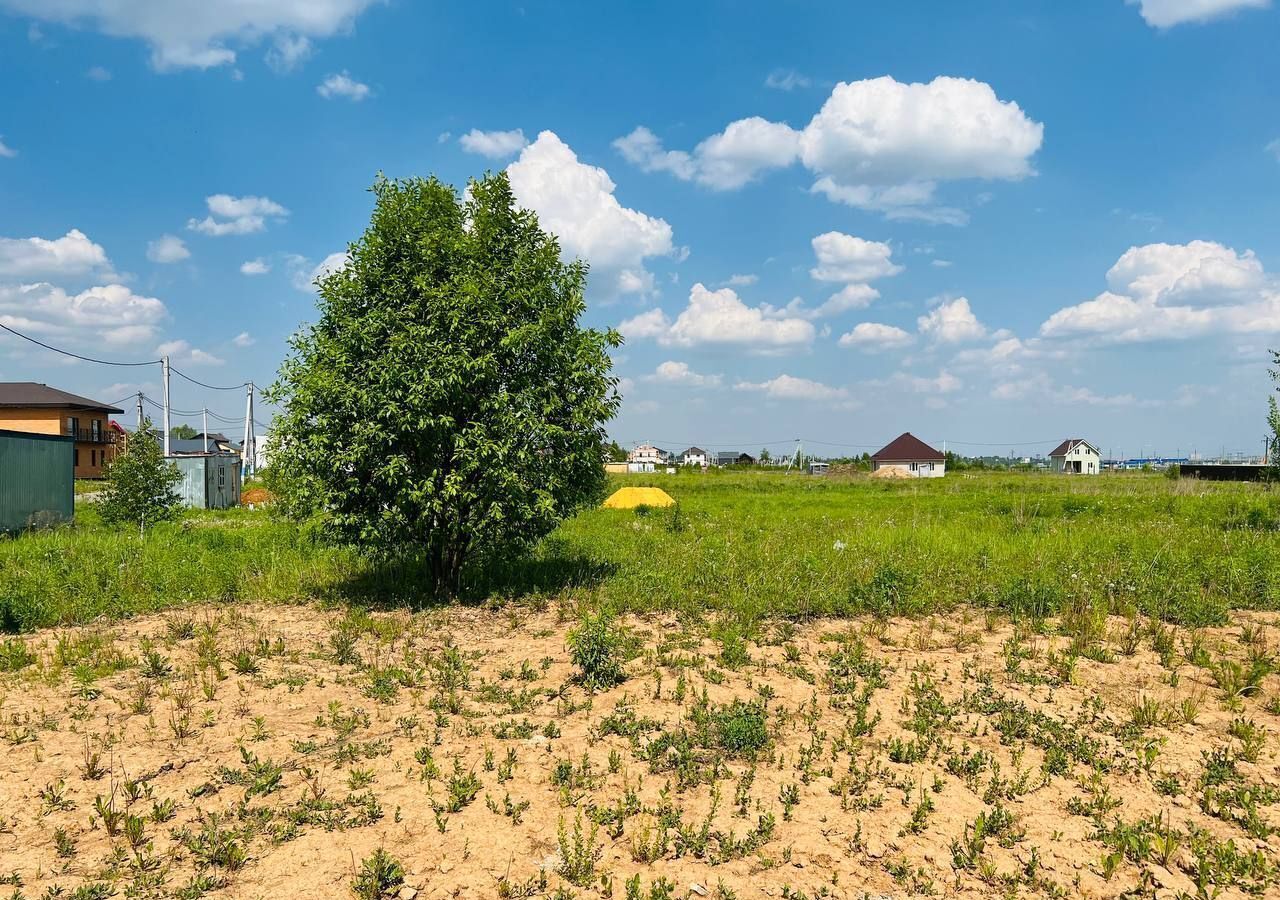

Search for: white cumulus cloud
xmin=1127 ymin=0 xmax=1269 ymax=28
xmin=645 ymin=360 xmax=722 ymax=388
xmin=146 ymin=234 xmax=190 ymax=264
xmin=0 ymin=228 xmax=111 ymax=278
xmin=0 ymin=282 xmax=166 ymax=346
xmin=508 ymin=131 xmax=674 ymax=298
xmin=188 ymin=194 xmax=289 ymax=236
xmin=735 ymin=373 xmax=851 ymax=403
xmin=240 ymin=258 xmax=270 ymax=275
xmin=0 ymin=0 xmax=379 ymax=70
xmin=459 ymin=128 xmax=529 ymax=158
xmin=1040 ymin=240 xmax=1278 ymax=344
xmin=156 ymin=339 xmax=224 ymax=366
xmin=616 ymin=75 xmax=1043 ymax=224
xmin=838 ymin=322 xmax=914 ymax=350
xmin=317 ymin=71 xmax=370 ymax=101
xmin=633 ymin=283 xmax=816 ymax=350
xmin=0 ymin=136 xmax=16 ymax=158
xmin=232 ymin=331 xmax=255 ymax=347
xmin=614 ymin=118 xmax=800 ymax=190
xmin=917 ymin=297 xmax=987 ymax=343
xmin=810 ymin=232 xmax=903 ymax=283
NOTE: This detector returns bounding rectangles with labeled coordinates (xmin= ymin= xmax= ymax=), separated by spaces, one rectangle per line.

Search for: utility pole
xmin=161 ymin=355 xmax=171 ymax=457
xmin=242 ymin=383 xmax=255 ymax=478
xmin=203 ymin=408 xmax=209 ymax=454
xmin=135 ymin=392 xmax=144 ymax=432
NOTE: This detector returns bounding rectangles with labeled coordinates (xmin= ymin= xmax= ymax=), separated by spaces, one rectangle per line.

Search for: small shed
xmin=0 ymin=429 xmax=73 ymax=531
xmin=169 ymin=454 xmax=242 ymax=509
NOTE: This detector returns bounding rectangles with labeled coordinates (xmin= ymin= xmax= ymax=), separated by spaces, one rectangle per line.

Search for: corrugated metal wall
xmin=0 ymin=429 xmax=74 ymax=531
xmin=169 ymin=455 xmax=242 ymax=509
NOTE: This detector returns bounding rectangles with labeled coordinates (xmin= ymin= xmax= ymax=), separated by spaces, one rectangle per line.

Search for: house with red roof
xmin=870 ymin=432 xmax=946 ymax=478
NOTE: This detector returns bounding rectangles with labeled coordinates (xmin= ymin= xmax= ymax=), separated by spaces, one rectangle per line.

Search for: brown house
xmin=0 ymin=383 xmax=125 ymax=479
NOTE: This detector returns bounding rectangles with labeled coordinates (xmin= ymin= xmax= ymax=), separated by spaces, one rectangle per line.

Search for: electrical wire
xmin=168 ymin=366 xmax=251 ymax=392
xmin=0 ymin=321 xmax=161 ymax=367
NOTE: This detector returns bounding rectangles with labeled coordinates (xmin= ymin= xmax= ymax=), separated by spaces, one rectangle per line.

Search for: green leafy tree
xmin=99 ymin=418 xmax=183 ymax=532
xmin=267 ymin=173 xmax=622 ymax=597
xmin=1268 ymin=349 xmax=1280 ymax=475
xmin=604 ymin=440 xmax=627 ymax=463
xmin=758 ymin=447 xmax=772 ymax=465
xmin=170 ymin=424 xmax=198 ymax=440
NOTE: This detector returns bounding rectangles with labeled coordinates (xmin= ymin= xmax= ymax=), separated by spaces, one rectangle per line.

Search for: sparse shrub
xmin=351 ymin=848 xmax=405 ymax=900
xmin=568 ymin=611 xmax=626 ymax=689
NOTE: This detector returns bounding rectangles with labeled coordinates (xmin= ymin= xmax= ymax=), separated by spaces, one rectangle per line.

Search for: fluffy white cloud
xmin=460 ymin=128 xmax=529 ymax=158
xmin=722 ymin=274 xmax=758 ymax=287
xmin=188 ymin=194 xmax=289 ymax=236
xmin=735 ymin=373 xmax=850 ymax=402
xmin=0 ymin=282 xmax=166 ymax=346
xmin=811 ymin=284 xmax=880 ymax=317
xmin=0 ymin=0 xmax=378 ymax=70
xmin=265 ymin=34 xmax=311 ymax=72
xmin=1040 ymin=240 xmax=1278 ymax=343
xmin=289 ymin=251 xmax=349 ymax=291
xmin=992 ymin=372 xmax=1147 ymax=407
xmin=764 ymin=69 xmax=810 ymax=91
xmin=618 ymin=76 xmax=1043 ymax=223
xmin=232 ymin=331 xmax=255 ymax=347
xmin=810 ymin=232 xmax=902 ymax=283
xmin=156 ymin=339 xmax=224 ymax=366
xmin=802 ymin=76 xmax=1042 ymax=223
xmin=317 ymin=71 xmax=370 ymax=101
xmin=1127 ymin=0 xmax=1269 ymax=28
xmin=508 ymin=131 xmax=674 ymax=297
xmin=645 ymin=360 xmax=722 ymax=388
xmin=1106 ymin=240 xmax=1264 ymax=306
xmin=0 ymin=229 xmax=111 ymax=278
xmin=917 ymin=297 xmax=986 ymax=343
xmin=838 ymin=322 xmax=914 ymax=350
xmin=618 ymin=308 xmax=671 ymax=340
xmin=878 ymin=369 xmax=963 ymax=395
xmin=0 ymin=136 xmax=15 ymax=158
xmin=653 ymin=283 xmax=815 ymax=350
xmin=240 ymin=258 xmax=270 ymax=275
xmin=146 ymin=234 xmax=189 ymax=264
xmin=614 ymin=118 xmax=799 ymax=190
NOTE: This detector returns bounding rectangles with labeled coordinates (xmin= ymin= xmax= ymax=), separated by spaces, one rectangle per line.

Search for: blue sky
xmin=1 ymin=0 xmax=1278 ymax=459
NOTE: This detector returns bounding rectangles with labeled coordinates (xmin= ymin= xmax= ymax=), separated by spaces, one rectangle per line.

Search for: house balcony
xmin=66 ymin=428 xmax=115 ymax=444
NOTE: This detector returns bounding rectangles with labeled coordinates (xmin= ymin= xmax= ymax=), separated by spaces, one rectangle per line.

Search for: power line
xmin=168 ymin=366 xmax=252 ymax=392
xmin=0 ymin=321 xmax=161 ymax=367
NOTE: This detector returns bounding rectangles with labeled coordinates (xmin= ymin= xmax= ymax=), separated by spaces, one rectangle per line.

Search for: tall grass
xmin=1 ymin=472 xmax=1278 ymax=631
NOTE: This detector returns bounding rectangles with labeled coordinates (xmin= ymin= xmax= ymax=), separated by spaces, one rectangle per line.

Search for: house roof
xmin=715 ymin=451 xmax=740 ymax=461
xmin=682 ymin=447 xmax=705 ymax=456
xmin=0 ymin=382 xmax=124 ymax=413
xmin=1048 ymin=438 xmax=1098 ymax=457
xmin=871 ymin=432 xmax=944 ymax=462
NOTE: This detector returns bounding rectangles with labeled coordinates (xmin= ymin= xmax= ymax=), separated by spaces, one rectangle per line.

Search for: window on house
xmin=74 ymin=448 xmax=80 ymax=467
xmin=91 ymin=449 xmax=96 ymax=467
xmin=929 ymin=462 xmax=935 ymax=471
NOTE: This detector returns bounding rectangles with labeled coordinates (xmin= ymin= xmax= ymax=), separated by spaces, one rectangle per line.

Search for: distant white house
xmin=628 ymin=443 xmax=670 ymax=465
xmin=870 ymin=432 xmax=946 ymax=478
xmin=681 ymin=446 xmax=708 ymax=468
xmin=1049 ymin=438 xmax=1101 ymax=474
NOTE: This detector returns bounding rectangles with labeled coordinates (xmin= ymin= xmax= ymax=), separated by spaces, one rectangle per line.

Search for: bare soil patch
xmin=1 ymin=604 xmax=1277 ymax=899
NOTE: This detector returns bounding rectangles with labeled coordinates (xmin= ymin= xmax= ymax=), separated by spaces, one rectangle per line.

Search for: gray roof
xmin=0 ymin=382 xmax=124 ymax=413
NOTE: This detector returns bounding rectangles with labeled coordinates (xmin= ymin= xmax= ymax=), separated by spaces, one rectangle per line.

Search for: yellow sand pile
xmin=603 ymin=486 xmax=675 ymax=508
xmin=870 ymin=466 xmax=913 ymax=479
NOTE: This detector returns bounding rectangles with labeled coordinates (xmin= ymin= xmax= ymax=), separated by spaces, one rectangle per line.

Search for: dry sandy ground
xmin=1 ymin=603 xmax=1278 ymax=900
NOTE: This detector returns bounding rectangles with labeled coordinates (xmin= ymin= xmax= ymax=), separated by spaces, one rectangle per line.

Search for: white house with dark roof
xmin=870 ymin=432 xmax=946 ymax=478
xmin=680 ymin=446 xmax=708 ymax=467
xmin=1049 ymin=438 xmax=1101 ymax=474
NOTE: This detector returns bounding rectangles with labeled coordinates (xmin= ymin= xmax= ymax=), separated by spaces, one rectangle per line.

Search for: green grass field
xmin=2 ymin=471 xmax=1279 ymax=632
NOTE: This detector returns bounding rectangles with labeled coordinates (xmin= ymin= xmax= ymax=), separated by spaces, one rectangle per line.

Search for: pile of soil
xmin=241 ymin=486 xmax=274 ymax=505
